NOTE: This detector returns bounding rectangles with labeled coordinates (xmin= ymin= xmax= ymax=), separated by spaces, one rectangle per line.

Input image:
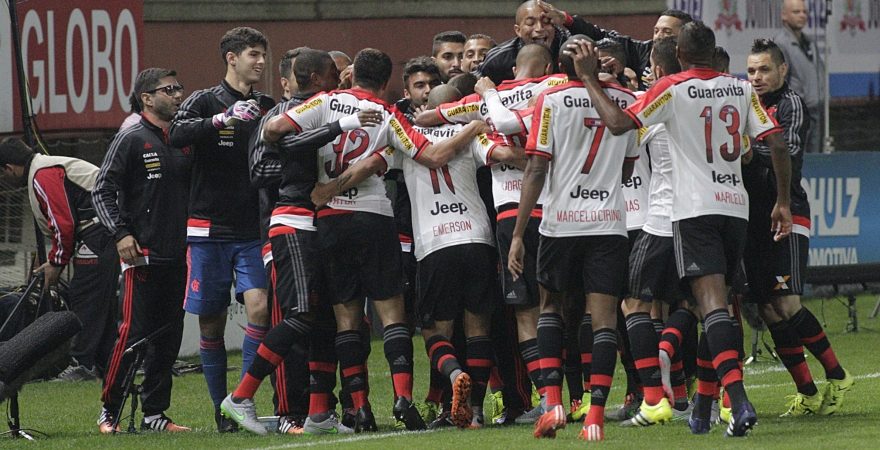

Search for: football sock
xmin=200 ymin=335 xmax=227 ymax=408
xmin=625 ymin=312 xmax=664 ymax=405
xmin=234 ymin=314 xmax=310 ymax=401
xmin=682 ymin=317 xmax=699 ymax=380
xmin=466 ymin=335 xmax=494 ymax=407
xmin=789 ymin=307 xmax=846 ymax=380
xmin=426 ymin=368 xmax=444 ymax=404
xmin=617 ymin=313 xmax=641 ymax=397
xmin=768 ymin=320 xmax=818 ymax=396
xmin=659 ymin=308 xmax=696 ymax=360
xmin=519 ymin=338 xmax=544 ymax=395
xmin=308 ymin=320 xmax=337 ymax=417
xmin=587 ymin=328 xmax=617 ymax=427
xmin=703 ymin=309 xmax=747 ymax=406
xmin=695 ymin=328 xmax=718 ymax=417
xmin=488 ymin=366 xmax=504 ymax=393
xmin=383 ymin=323 xmax=414 ymax=400
xmin=579 ymin=314 xmax=593 ymax=392
xmin=241 ymin=322 xmax=268 ymax=379
xmin=564 ymin=329 xmax=584 ymax=401
xmin=652 ymin=318 xmax=665 ymax=338
xmin=537 ymin=313 xmax=565 ymax=407
xmin=336 ymin=330 xmax=369 ymax=410
xmin=426 ymin=335 xmax=463 ymax=382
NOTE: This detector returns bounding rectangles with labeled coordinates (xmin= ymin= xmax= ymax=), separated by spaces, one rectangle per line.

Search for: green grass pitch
xmin=5 ymin=296 xmax=880 ymax=448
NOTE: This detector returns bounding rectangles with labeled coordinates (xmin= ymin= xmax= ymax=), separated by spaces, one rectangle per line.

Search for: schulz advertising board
xmin=0 ymin=1 xmax=142 ymax=134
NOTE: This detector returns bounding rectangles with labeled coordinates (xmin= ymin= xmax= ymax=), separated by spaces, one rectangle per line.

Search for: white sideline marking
xmin=747 ymin=371 xmax=880 ymax=390
xmin=744 ymin=365 xmax=788 ymax=376
xmin=249 ymin=428 xmax=448 ymax=449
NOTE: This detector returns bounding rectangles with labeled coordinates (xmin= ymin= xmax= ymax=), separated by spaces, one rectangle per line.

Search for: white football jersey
xmin=526 ymin=80 xmax=639 ymax=238
xmin=622 ymin=142 xmax=650 ymax=231
xmin=283 ymin=88 xmax=429 ymax=216
xmin=626 ymin=68 xmax=780 ymax=221
xmin=640 ymin=124 xmax=674 ymax=237
xmin=386 ymin=124 xmax=496 ymax=261
xmin=436 ymin=74 xmax=568 ymax=125
xmin=490 ymin=107 xmax=549 ymax=211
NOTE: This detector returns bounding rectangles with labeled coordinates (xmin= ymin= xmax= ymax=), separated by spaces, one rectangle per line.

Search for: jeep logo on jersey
xmin=389 ymin=118 xmax=414 ymax=151
xmin=622 ymin=176 xmax=643 ymax=189
xmin=329 ymin=98 xmax=360 ymax=115
xmin=341 ymin=187 xmax=359 ymax=199
xmin=498 ymin=164 xmax=519 ymax=172
xmin=429 ymin=201 xmax=468 ymax=216
xmin=712 ymin=170 xmax=741 ymax=186
xmin=294 ymin=97 xmax=322 ymax=114
xmin=538 ymin=106 xmax=551 ymax=146
xmin=570 ymin=185 xmax=610 ymax=201
xmin=642 ymin=91 xmax=672 ymax=118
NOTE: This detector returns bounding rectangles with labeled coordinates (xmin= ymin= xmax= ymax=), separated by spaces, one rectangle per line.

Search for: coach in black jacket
xmin=93 ymin=68 xmax=192 ymax=433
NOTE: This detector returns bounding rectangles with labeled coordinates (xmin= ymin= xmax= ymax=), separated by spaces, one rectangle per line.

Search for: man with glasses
xmin=93 ymin=68 xmax=192 ymax=433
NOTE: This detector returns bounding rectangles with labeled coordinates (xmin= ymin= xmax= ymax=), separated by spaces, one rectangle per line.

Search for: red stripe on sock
xmin=712 ymin=350 xmax=739 ymax=369
xmin=580 ymin=353 xmax=592 ymax=364
xmin=776 ymin=346 xmax=805 ymax=356
xmin=697 ymin=380 xmax=719 ymax=396
xmin=436 ymin=354 xmax=456 ymax=372
xmin=591 ymin=374 xmax=613 ymax=387
xmin=658 ymin=341 xmax=676 ymax=359
xmin=256 ymin=344 xmax=284 ymax=366
xmin=467 ymin=358 xmax=494 ymax=368
xmin=545 ymin=386 xmax=563 ymax=406
xmin=351 ymin=391 xmax=368 ymax=410
xmin=342 ymin=364 xmax=366 ymax=378
xmin=526 ymin=360 xmax=541 ymax=372
xmin=308 ymin=393 xmax=330 ymax=416
xmin=662 ymin=327 xmax=683 ymax=343
xmin=538 ymin=357 xmax=563 ymax=369
xmin=585 ymin=405 xmax=605 ymax=427
xmin=790 ymin=361 xmax=814 ymax=387
xmin=393 ymin=373 xmax=413 ymax=399
xmin=428 ymin=341 xmax=452 ymax=359
xmin=644 ymin=386 xmax=665 ymax=405
xmin=720 ymin=369 xmax=743 ymax=387
xmin=670 ymin=361 xmax=683 ymax=371
xmin=673 ymin=383 xmax=687 ymax=399
xmin=233 ymin=373 xmax=262 ymax=399
xmin=697 ymin=358 xmax=713 ymax=369
xmin=721 ymin=389 xmax=731 ymax=407
xmin=309 ymin=361 xmax=336 ymax=373
xmin=817 ymin=348 xmax=841 ymax=373
xmin=634 ymin=357 xmax=660 ymax=370
xmin=800 ymin=331 xmax=827 ymax=345
xmin=488 ymin=366 xmax=503 ymax=390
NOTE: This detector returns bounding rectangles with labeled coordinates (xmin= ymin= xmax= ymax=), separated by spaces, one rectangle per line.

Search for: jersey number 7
xmin=580 ymin=118 xmax=606 ymax=174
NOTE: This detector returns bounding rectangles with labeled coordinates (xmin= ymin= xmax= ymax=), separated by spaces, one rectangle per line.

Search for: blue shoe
xmin=725 ymin=402 xmax=757 ymax=437
xmin=688 ymin=395 xmax=711 ymax=435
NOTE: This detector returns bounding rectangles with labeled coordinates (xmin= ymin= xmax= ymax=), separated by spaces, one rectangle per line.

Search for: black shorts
xmin=496 ymin=215 xmax=541 ymax=307
xmin=743 ymin=232 xmax=808 ymax=304
xmin=627 ymin=231 xmax=685 ymax=304
xmin=536 ymin=234 xmax=628 ymax=297
xmin=269 ymin=227 xmax=323 ymax=314
xmin=317 ymin=212 xmax=404 ymax=304
xmin=416 ymin=243 xmax=496 ymax=327
xmin=673 ymin=215 xmax=748 ymax=282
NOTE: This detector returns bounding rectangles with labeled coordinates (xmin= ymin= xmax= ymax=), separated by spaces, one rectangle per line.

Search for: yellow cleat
xmin=488 ymin=390 xmax=505 ymax=424
xmin=568 ymin=393 xmax=591 ymax=422
xmin=719 ymin=404 xmax=732 ymax=424
xmin=622 ymin=397 xmax=673 ymax=427
xmin=781 ymin=392 xmax=823 ymax=417
xmin=819 ymin=369 xmax=854 ymax=415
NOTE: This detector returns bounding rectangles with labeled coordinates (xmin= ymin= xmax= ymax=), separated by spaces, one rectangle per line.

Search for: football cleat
xmin=658 ymin=350 xmax=674 ymax=400
xmin=567 ymin=393 xmax=591 ymax=423
xmin=488 ymin=390 xmax=505 ymax=424
xmin=688 ymin=395 xmax=712 ymax=435
xmin=393 ymin=397 xmax=427 ymax=431
xmin=427 ymin=411 xmax=455 ymax=429
xmin=781 ymin=392 xmax=822 ymax=417
xmin=578 ymin=423 xmax=604 ymax=441
xmin=353 ymin=407 xmax=378 ymax=433
xmin=671 ymin=401 xmax=694 ymax=421
xmin=819 ymin=369 xmax=854 ymax=415
xmin=533 ymin=404 xmax=566 ymax=439
xmin=303 ymin=412 xmax=354 ymax=435
xmin=140 ymin=413 xmax=191 ymax=432
xmin=606 ymin=392 xmax=642 ymax=421
xmin=220 ymin=395 xmax=265 ymax=435
xmin=418 ymin=401 xmax=439 ymax=424
xmin=450 ymin=372 xmax=473 ymax=428
xmin=97 ymin=408 xmax=121 ymax=434
xmin=515 ymin=396 xmax=546 ymax=424
xmin=718 ymin=404 xmax=732 ymax=424
xmin=277 ymin=415 xmax=305 ymax=434
xmin=725 ymin=402 xmax=757 ymax=437
xmin=622 ymin=397 xmax=673 ymax=427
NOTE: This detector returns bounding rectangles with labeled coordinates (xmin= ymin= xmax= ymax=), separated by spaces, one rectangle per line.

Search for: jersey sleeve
xmin=525 ymin=93 xmax=553 ymax=160
xmin=32 ymin=167 xmax=76 ymax=266
xmin=470 ymin=133 xmax=499 ymax=167
xmin=386 ymin=111 xmax=431 ymax=159
xmin=436 ymin=93 xmax=483 ymax=124
xmin=623 ymin=130 xmax=640 ymax=161
xmin=282 ymin=93 xmax=327 ymax=133
xmin=625 ymin=79 xmax=674 ymax=129
xmin=745 ymin=86 xmax=782 ymax=141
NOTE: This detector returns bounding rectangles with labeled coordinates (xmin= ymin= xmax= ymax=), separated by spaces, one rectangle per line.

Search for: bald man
xmin=773 ymin=0 xmax=824 ymax=153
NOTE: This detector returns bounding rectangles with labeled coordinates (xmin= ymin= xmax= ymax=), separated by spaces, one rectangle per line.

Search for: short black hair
xmin=0 ymin=138 xmax=35 ymax=167
xmin=294 ymin=49 xmax=334 ymax=89
xmin=750 ymin=39 xmax=786 ymax=66
xmin=677 ymin=21 xmax=715 ymax=64
xmin=130 ymin=67 xmax=177 ymax=112
xmin=220 ymin=27 xmax=268 ymax=64
xmin=353 ymin=48 xmax=393 ymax=90
xmin=652 ymin=37 xmax=681 ymax=75
xmin=660 ymin=9 xmax=694 ymax=24
xmin=402 ymin=56 xmax=441 ymax=88
xmin=279 ymin=47 xmax=309 ymax=79
xmin=596 ymin=39 xmax=626 ymax=67
xmin=448 ymin=73 xmax=478 ymax=97
xmin=558 ymin=34 xmax=595 ymax=78
xmin=432 ymin=31 xmax=467 ymax=56
xmin=467 ymin=33 xmax=497 ymax=47
xmin=712 ymin=46 xmax=731 ymax=72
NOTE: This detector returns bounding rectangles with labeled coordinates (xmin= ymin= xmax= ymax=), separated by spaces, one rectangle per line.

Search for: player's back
xmin=527 ymin=80 xmax=638 ymax=238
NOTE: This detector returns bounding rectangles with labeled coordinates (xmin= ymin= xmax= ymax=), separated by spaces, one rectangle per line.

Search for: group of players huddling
xmin=90 ymin=0 xmax=853 ymax=441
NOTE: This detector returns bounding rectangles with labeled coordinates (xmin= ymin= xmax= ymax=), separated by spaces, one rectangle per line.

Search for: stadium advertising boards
xmin=669 ymin=0 xmax=880 ymax=97
xmin=0 ymin=0 xmax=143 ymax=134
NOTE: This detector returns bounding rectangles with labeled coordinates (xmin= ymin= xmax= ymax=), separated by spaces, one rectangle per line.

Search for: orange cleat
xmin=533 ymin=404 xmax=566 ymax=438
xmin=450 ymin=372 xmax=473 ymax=428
